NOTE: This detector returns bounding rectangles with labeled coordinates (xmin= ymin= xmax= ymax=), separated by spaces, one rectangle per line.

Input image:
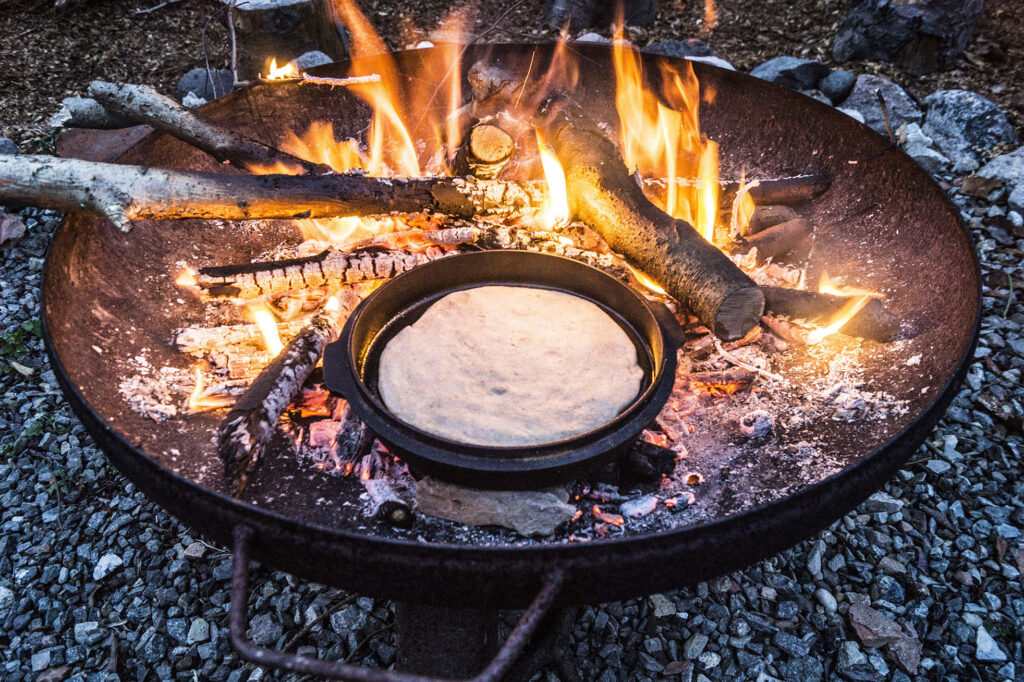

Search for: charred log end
xmin=730 ymin=217 xmax=813 ymax=262
xmin=747 ymin=204 xmax=799 ymax=235
xmin=378 ymin=501 xmax=415 ymax=528
xmin=620 ymin=440 xmax=677 ymax=485
xmin=840 ymin=298 xmax=902 ymax=342
xmin=714 ymin=285 xmax=767 ymax=341
xmin=468 ymin=124 xmax=514 ymax=165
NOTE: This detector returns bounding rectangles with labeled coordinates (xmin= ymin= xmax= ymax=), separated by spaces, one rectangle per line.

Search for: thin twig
xmin=132 ymin=0 xmax=182 ymax=15
xmin=300 ymin=73 xmax=382 ymax=87
xmin=281 ymin=594 xmax=358 ymax=653
xmin=344 ymin=621 xmax=395 ymax=663
xmin=714 ymin=337 xmax=783 ymax=382
xmin=228 ymin=0 xmax=238 ymax=90
xmin=1004 ymin=272 xmax=1015 ymax=319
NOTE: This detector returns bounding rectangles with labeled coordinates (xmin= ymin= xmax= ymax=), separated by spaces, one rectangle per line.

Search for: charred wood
xmin=541 ymin=103 xmax=763 ymax=340
xmin=86 ymin=82 xmax=329 ymax=175
xmin=363 ymin=478 xmax=415 ymax=528
xmin=685 ymin=368 xmax=756 ymax=393
xmin=761 ymin=286 xmax=901 ymax=342
xmin=174 ymin=318 xmax=312 ymax=353
xmin=51 ymin=97 xmax=137 ymax=130
xmin=729 ymin=218 xmax=813 ymax=262
xmin=336 ymin=405 xmax=375 ymax=464
xmin=454 ymin=123 xmax=515 ymax=179
xmin=619 ymin=440 xmax=677 ymax=486
xmin=0 ymin=155 xmax=544 ymax=232
xmin=746 ymin=204 xmax=799 ymax=235
xmin=342 ymin=225 xmax=483 ymax=252
xmin=217 ymin=287 xmax=362 ymax=495
xmin=727 ymin=174 xmax=830 ymax=205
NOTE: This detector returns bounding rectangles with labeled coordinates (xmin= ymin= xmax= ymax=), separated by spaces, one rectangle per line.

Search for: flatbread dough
xmin=378 ymin=285 xmax=644 ymax=446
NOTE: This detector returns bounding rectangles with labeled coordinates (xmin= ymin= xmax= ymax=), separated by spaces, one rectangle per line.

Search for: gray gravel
xmin=2 ymin=98 xmax=1023 ymax=682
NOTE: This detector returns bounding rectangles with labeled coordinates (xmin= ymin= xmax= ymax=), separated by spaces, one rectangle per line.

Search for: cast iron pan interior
xmin=41 ymin=43 xmax=980 ymax=608
xmin=323 ymin=250 xmax=676 ymax=489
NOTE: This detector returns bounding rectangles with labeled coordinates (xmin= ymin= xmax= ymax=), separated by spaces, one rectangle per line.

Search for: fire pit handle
xmin=228 ymin=525 xmax=566 ymax=682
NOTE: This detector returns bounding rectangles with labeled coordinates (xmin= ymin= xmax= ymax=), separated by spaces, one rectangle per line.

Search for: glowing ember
xmin=175 ymin=266 xmax=197 ymax=287
xmin=264 ymin=58 xmax=299 ymax=81
xmin=536 ymin=132 xmax=571 ymax=229
xmin=592 ymin=505 xmax=625 ymax=526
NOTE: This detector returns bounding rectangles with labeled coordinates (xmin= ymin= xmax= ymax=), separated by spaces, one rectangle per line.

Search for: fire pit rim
xmin=40 ymin=42 xmax=983 ymax=607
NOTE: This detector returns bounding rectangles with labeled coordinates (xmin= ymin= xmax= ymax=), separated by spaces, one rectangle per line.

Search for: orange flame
xmin=730 ymin=177 xmax=758 ymax=238
xmin=248 ymin=303 xmax=284 ymax=356
xmin=187 ymin=367 xmax=234 ymax=412
xmin=624 ymin=263 xmax=667 ymax=295
xmin=807 ymin=272 xmax=880 ymax=344
xmin=264 ymin=58 xmax=299 ymax=80
xmin=611 ymin=27 xmax=720 ymax=243
xmin=536 ymin=131 xmax=570 ymax=229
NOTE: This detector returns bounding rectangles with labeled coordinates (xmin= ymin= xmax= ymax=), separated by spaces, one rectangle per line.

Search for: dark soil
xmin=0 ymin=0 xmax=1021 ymax=149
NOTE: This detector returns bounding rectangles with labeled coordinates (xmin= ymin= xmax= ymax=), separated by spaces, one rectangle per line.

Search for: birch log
xmin=0 ymin=155 xmax=544 ymax=232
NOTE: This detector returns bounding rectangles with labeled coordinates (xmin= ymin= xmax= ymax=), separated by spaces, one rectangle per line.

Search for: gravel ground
xmin=2 ymin=4 xmax=1024 ymax=682
xmin=2 ymin=166 xmax=1023 ymax=681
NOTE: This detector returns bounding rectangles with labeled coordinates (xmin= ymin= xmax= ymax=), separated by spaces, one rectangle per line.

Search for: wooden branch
xmin=645 ymin=175 xmax=831 ymax=207
xmin=196 ymin=247 xmax=452 ymax=299
xmin=174 ymin=318 xmax=312 ymax=353
xmin=341 ymin=225 xmax=483 ymax=252
xmin=0 ymin=156 xmax=544 ymax=232
xmin=541 ymin=103 xmax=763 ymax=340
xmin=746 ymin=205 xmax=799 ymax=235
xmin=217 ymin=287 xmax=363 ymax=495
xmin=762 ymin=286 xmax=901 ymax=342
xmin=51 ymin=97 xmax=136 ymax=130
xmin=729 ymin=218 xmax=813 ymax=262
xmin=86 ymin=81 xmax=328 ymax=175
xmin=363 ymin=477 xmax=415 ymax=528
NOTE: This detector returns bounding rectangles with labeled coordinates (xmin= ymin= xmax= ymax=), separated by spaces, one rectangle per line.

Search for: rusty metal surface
xmin=42 ymin=43 xmax=980 ymax=608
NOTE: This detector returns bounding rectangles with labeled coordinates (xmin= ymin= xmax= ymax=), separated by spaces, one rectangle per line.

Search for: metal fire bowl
xmin=42 ymin=44 xmax=979 ymax=609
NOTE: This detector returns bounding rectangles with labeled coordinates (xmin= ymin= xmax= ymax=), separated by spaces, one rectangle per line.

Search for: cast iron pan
xmin=323 ymin=250 xmax=679 ymax=488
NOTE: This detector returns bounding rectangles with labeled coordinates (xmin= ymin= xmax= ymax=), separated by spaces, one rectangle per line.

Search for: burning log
xmin=218 ymin=288 xmax=362 ymax=495
xmin=762 ymin=286 xmax=901 ymax=342
xmin=0 ymin=156 xmax=544 ymax=232
xmin=336 ymin=405 xmax=375 ymax=464
xmin=541 ymin=104 xmax=764 ymax=340
xmin=454 ymin=123 xmax=515 ymax=179
xmin=685 ymin=368 xmax=756 ymax=394
xmin=341 ymin=225 xmax=483 ymax=252
xmin=746 ymin=205 xmax=799 ymax=235
xmin=196 ymin=247 xmax=450 ymax=299
xmin=174 ymin=318 xmax=312 ymax=353
xmin=646 ymin=175 xmax=832 ymax=208
xmin=86 ymin=82 xmax=329 ymax=175
xmin=729 ymin=218 xmax=813 ymax=262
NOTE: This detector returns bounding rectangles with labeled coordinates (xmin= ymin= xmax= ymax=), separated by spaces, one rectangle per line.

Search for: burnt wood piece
xmin=218 ymin=288 xmax=362 ymax=495
xmin=762 ymin=286 xmax=901 ymax=342
xmin=685 ymin=368 xmax=756 ymax=392
xmin=343 ymin=226 xmax=483 ymax=252
xmin=728 ymin=218 xmax=813 ymax=261
xmin=175 ymin=318 xmax=313 ymax=353
xmin=541 ymin=104 xmax=763 ymax=340
xmin=455 ymin=124 xmax=516 ymax=179
xmin=196 ymin=248 xmax=451 ymax=299
xmin=746 ymin=205 xmax=799 ymax=235
xmin=86 ymin=82 xmax=329 ymax=175
xmin=0 ymin=155 xmax=545 ymax=232
xmin=336 ymin=405 xmax=375 ymax=464
xmin=647 ymin=175 xmax=831 ymax=207
xmin=619 ymin=440 xmax=677 ymax=485
xmin=363 ymin=478 xmax=415 ymax=528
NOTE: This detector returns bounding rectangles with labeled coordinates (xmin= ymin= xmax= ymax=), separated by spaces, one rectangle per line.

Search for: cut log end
xmin=713 ymin=286 xmax=766 ymax=341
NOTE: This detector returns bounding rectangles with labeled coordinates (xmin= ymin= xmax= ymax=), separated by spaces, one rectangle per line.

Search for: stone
xmin=187 ymin=618 xmax=210 ymax=644
xmin=73 ymin=621 xmax=106 ymax=647
xmin=924 ymin=459 xmax=951 ymax=475
xmin=182 ymin=541 xmax=207 ymax=560
xmin=574 ymin=32 xmax=609 ymax=44
xmin=838 ymin=74 xmax=922 ymax=137
xmin=922 ymin=90 xmax=1017 ymax=170
xmin=831 ymin=0 xmax=985 ymax=74
xmin=0 ymin=212 xmax=27 ymax=246
xmin=777 ymin=657 xmax=823 ymax=682
xmin=548 ymin=0 xmax=655 ymax=32
xmin=837 ymin=641 xmax=882 ymax=682
xmin=182 ymin=92 xmax=208 ymax=109
xmin=93 ymin=553 xmax=123 ymax=580
xmin=291 ymin=50 xmax=333 ymax=71
xmin=0 ymin=137 xmax=19 ymax=155
xmin=848 ymin=603 xmax=904 ymax=647
xmin=975 ymin=625 xmax=1007 ymax=662
xmin=977 ymin=147 xmax=1024 ymax=213
xmin=249 ymin=614 xmax=283 ymax=647
xmin=815 ymin=588 xmax=838 ymax=613
xmin=644 ymin=39 xmax=714 ymax=59
xmin=686 ymin=55 xmax=735 ymax=71
xmin=177 ymin=68 xmax=234 ymax=103
xmin=838 ymin=107 xmax=865 ymax=124
xmin=876 ymin=576 xmax=905 ymax=604
xmin=683 ymin=632 xmax=708 ymax=659
xmin=888 ymin=636 xmax=922 ymax=674
xmin=649 ymin=593 xmax=676 ymax=618
xmin=30 ymin=650 xmax=51 ymax=672
xmin=415 ymin=477 xmax=576 ymax=537
xmin=773 ymin=631 xmax=811 ymax=657
xmin=750 ymin=57 xmax=830 ymax=91
xmin=0 ymin=586 xmax=13 ymax=616
xmin=819 ymin=70 xmax=856 ymax=104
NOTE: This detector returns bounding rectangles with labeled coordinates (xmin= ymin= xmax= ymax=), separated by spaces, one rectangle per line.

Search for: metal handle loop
xmin=228 ymin=525 xmax=565 ymax=682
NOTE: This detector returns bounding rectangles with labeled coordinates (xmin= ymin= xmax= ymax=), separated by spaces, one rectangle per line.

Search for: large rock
xmin=819 ymin=70 xmax=856 ymax=104
xmin=415 ymin=477 xmax=576 ymax=537
xmin=176 ymin=68 xmax=234 ymax=102
xmin=901 ymin=123 xmax=951 ymax=175
xmin=0 ymin=138 xmax=18 ymax=155
xmin=976 ymin=146 xmax=1024 ymax=213
xmin=838 ymin=74 xmax=922 ymax=137
xmin=644 ymin=39 xmax=713 ymax=59
xmin=831 ymin=0 xmax=985 ymax=74
xmin=750 ymin=56 xmax=830 ymax=91
xmin=922 ymin=90 xmax=1018 ymax=171
xmin=547 ymin=0 xmax=656 ymax=32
